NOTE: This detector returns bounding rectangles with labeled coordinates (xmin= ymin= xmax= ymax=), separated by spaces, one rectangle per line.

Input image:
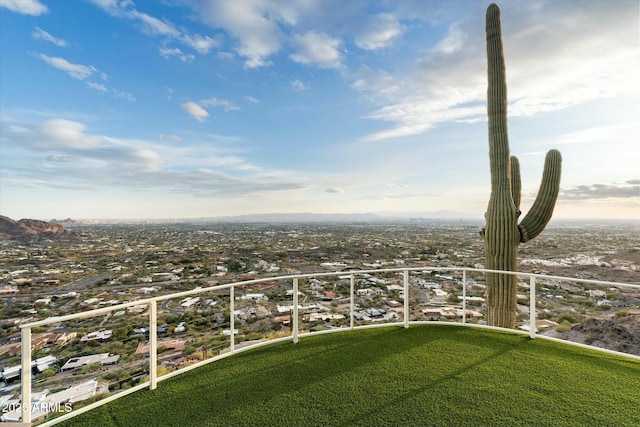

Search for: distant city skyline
xmin=1 ymin=0 xmax=638 ymax=221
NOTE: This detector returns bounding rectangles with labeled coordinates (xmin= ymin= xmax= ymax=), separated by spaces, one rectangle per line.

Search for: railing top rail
xmin=20 ymin=266 xmax=638 ymax=329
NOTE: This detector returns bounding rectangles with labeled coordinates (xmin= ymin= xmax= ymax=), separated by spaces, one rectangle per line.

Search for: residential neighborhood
xmin=0 ymin=219 xmax=638 ymax=423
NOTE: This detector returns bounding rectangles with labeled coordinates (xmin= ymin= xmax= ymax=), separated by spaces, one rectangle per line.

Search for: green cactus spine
xmin=482 ymin=3 xmax=562 ymax=328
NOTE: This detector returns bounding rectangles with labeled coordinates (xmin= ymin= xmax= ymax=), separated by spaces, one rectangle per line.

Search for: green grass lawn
xmin=57 ymin=325 xmax=640 ymax=427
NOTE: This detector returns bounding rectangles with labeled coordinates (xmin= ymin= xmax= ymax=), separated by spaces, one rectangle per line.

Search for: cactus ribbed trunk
xmin=482 ymin=4 xmax=562 ymax=329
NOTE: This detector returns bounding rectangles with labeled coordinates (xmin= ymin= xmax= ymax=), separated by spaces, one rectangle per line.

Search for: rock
xmin=0 ymin=215 xmax=65 ymax=240
xmin=564 ymin=317 xmax=640 ymax=356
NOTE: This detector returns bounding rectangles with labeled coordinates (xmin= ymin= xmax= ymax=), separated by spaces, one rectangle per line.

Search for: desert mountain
xmin=0 ymin=215 xmax=65 ymax=240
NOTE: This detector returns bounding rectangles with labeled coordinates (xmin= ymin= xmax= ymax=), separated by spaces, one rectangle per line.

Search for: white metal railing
xmin=13 ymin=267 xmax=640 ymax=425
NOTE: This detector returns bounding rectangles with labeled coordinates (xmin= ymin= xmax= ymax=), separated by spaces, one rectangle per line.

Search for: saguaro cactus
xmin=482 ymin=3 xmax=562 ymax=328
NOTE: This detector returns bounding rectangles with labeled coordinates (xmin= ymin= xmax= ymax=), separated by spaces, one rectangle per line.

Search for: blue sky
xmin=0 ymin=0 xmax=638 ymax=220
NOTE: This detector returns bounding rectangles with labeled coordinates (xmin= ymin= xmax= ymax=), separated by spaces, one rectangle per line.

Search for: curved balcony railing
xmin=11 ymin=267 xmax=640 ymax=425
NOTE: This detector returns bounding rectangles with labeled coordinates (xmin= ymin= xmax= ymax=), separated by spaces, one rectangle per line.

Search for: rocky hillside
xmin=561 ymin=315 xmax=640 ymax=356
xmin=0 ymin=215 xmax=65 ymax=240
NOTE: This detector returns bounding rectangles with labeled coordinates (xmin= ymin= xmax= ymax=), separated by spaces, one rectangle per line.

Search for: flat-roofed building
xmin=80 ymin=329 xmax=112 ymax=342
xmin=61 ymin=353 xmax=119 ymax=371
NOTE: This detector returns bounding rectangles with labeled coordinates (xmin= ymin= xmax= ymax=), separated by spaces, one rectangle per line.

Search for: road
xmin=416 ymin=287 xmax=430 ymax=304
xmin=161 ymin=298 xmax=185 ymax=315
xmin=0 ymin=296 xmax=14 ymax=311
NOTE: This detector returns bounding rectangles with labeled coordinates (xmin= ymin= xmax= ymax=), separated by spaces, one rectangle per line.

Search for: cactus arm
xmin=510 ymin=155 xmax=521 ymax=211
xmin=518 ymin=149 xmax=562 ymax=242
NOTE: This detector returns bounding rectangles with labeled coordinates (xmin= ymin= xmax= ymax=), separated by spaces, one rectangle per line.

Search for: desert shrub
xmin=555 ymin=320 xmax=572 ymax=333
xmin=39 ymin=368 xmax=57 ymax=379
xmin=244 ymin=332 xmax=262 ymax=341
xmin=556 ymin=313 xmax=578 ymax=324
xmin=615 ymin=309 xmax=629 ymax=319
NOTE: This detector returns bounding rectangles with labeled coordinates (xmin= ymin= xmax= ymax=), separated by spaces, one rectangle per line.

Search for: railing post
xmin=530 ymin=276 xmax=536 ymax=339
xmin=350 ymin=274 xmax=355 ymax=329
xmin=230 ymin=285 xmax=235 ymax=353
xmin=403 ymin=270 xmax=409 ymax=328
xmin=293 ymin=278 xmax=299 ymax=344
xmin=462 ymin=270 xmax=467 ymax=324
xmin=21 ymin=326 xmax=31 ymax=424
xmin=149 ymin=300 xmax=157 ymax=390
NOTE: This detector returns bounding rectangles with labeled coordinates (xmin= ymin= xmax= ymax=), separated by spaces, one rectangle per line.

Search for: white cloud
xmin=1 ymin=117 xmax=308 ymax=200
xmin=0 ymin=0 xmax=47 ymax=15
xmin=80 ymin=82 xmax=136 ymax=102
xmin=432 ymin=23 xmax=466 ymax=54
xmin=561 ymin=180 xmax=640 ymax=200
xmin=555 ymin=124 xmax=638 ymax=146
xmin=326 ymin=187 xmax=344 ymax=193
xmin=86 ymin=0 xmax=120 ymax=13
xmin=362 ymin=123 xmax=432 ymax=142
xmin=34 ymin=119 xmax=101 ymax=150
xmin=87 ymin=82 xmax=108 ymax=92
xmin=37 ymin=54 xmax=102 ymax=80
xmin=128 ymin=9 xmax=179 ymax=37
xmin=201 ymin=98 xmax=239 ymax=112
xmin=113 ymin=89 xmax=136 ymax=102
xmin=181 ymin=102 xmax=209 ymax=122
xmin=195 ymin=0 xmax=283 ymax=68
xmin=129 ymin=147 xmax=163 ymax=171
xmin=88 ymin=81 xmax=136 ymax=102
xmin=355 ymin=13 xmax=403 ymax=50
xmin=290 ymin=79 xmax=309 ymax=91
xmin=349 ymin=63 xmax=484 ymax=141
xmin=245 ymin=96 xmax=260 ymax=104
xmin=159 ymin=47 xmax=195 ymax=63
xmin=180 ymin=97 xmax=239 ymax=122
xmin=89 ymin=0 xmax=215 ymax=58
xmin=180 ymin=34 xmax=219 ymax=55
xmin=46 ymin=154 xmax=78 ymax=163
xmin=217 ymin=51 xmax=234 ymax=60
xmin=503 ymin=3 xmax=640 ymax=122
xmin=290 ymin=31 xmax=342 ymax=68
xmin=3 ymin=118 xmax=164 ymax=172
xmin=32 ymin=27 xmax=67 ymax=47
xmin=352 ymin=2 xmax=639 ymax=142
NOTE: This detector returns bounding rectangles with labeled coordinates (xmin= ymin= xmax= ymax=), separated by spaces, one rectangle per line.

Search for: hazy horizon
xmin=4 ymin=211 xmax=640 ymax=225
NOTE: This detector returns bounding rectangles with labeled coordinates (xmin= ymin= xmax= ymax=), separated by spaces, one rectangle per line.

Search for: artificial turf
xmin=56 ymin=324 xmax=640 ymax=427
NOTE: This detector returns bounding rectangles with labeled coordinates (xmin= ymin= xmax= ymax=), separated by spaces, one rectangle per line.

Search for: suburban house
xmin=274 ymin=315 xmax=291 ymax=326
xmin=32 ymin=355 xmax=58 ymax=373
xmin=47 ymin=331 xmax=77 ymax=346
xmin=322 ymin=291 xmax=337 ymax=300
xmin=60 ymin=353 xmax=120 ymax=372
xmin=240 ymin=293 xmax=268 ymax=302
xmin=136 ymin=339 xmax=186 ymax=354
xmin=127 ymin=304 xmax=147 ymax=313
xmin=1 ymin=379 xmax=108 ymax=423
xmin=1 ymin=356 xmax=58 ymax=383
xmin=303 ymin=313 xmax=346 ymax=322
xmin=80 ymin=329 xmax=112 ymax=342
xmin=422 ymin=307 xmax=482 ymax=320
xmin=0 ymin=285 xmax=19 ymax=294
xmin=180 ymin=297 xmax=200 ymax=308
xmin=234 ymin=305 xmax=272 ymax=320
xmin=364 ymin=308 xmax=387 ymax=319
xmin=386 ymin=285 xmax=404 ymax=292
